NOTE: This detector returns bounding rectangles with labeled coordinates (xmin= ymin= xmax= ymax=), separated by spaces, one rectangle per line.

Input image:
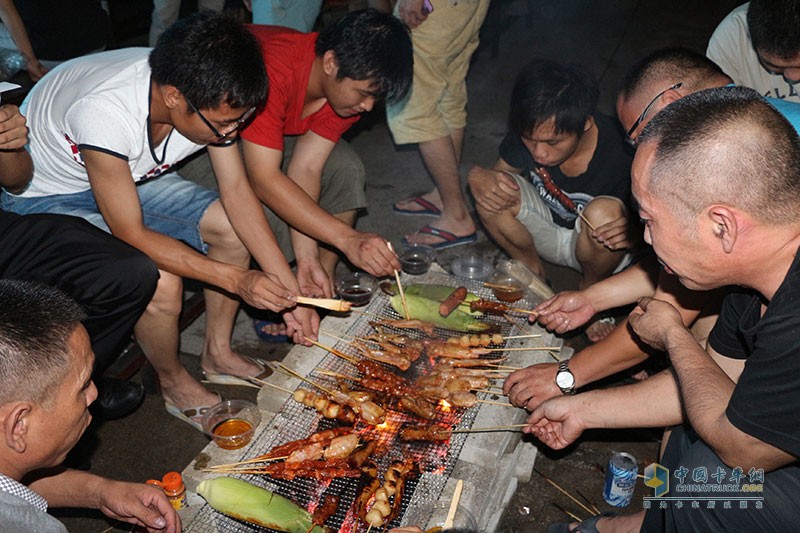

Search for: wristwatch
xmin=555 ymin=360 xmax=576 ymax=395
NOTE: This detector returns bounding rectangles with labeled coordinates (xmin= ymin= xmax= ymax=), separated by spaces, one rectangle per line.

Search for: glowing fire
xmin=375 ymin=421 xmax=391 ymax=431
xmin=439 ymin=400 xmax=452 ymax=413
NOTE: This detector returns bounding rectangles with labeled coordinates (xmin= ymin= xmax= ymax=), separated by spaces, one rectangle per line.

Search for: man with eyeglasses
xmin=0 ymin=12 xmax=318 ymax=430
xmin=708 ymin=0 xmax=800 ymax=103
xmin=505 ymin=48 xmax=800 ymax=415
xmin=531 ymin=85 xmax=800 ymax=533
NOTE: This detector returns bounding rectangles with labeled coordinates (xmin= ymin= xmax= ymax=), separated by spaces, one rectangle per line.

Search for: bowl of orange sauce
xmin=201 ymin=399 xmax=261 ymax=450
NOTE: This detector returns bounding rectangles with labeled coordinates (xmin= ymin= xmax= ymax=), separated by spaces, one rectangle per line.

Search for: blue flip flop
xmin=403 ymin=224 xmax=478 ymax=250
xmin=253 ymin=319 xmax=289 ymax=343
xmin=392 ymin=196 xmax=442 ymax=217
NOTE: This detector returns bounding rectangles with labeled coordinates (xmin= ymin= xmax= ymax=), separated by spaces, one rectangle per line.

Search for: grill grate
xmin=186 ymin=271 xmax=534 ymax=532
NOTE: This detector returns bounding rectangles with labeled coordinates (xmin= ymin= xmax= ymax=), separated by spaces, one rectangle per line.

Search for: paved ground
xmin=52 ymin=1 xmax=741 ymax=531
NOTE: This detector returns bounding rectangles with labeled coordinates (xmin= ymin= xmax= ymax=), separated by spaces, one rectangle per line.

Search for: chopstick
xmin=578 ymin=211 xmax=597 ymax=233
xmin=443 ymin=479 xmax=464 ymax=529
xmin=295 ymin=296 xmax=351 ymax=312
xmin=387 ymin=242 xmax=410 ymax=319
xmin=533 ymin=468 xmax=597 ymax=517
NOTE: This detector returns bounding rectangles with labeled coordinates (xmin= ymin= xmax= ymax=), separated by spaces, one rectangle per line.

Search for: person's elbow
xmin=0 ymin=151 xmax=33 ymax=194
xmin=715 ymin=434 xmax=795 ymax=473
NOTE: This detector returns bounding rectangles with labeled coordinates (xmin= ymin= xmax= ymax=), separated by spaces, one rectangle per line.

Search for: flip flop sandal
xmin=203 ymin=356 xmax=274 ymax=388
xmin=164 ymin=392 xmax=222 ymax=432
xmin=392 ymin=196 xmax=442 ymax=216
xmin=402 ymin=224 xmax=477 ymax=250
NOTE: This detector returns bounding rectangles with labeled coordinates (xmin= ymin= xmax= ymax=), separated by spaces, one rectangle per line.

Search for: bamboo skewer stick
xmin=443 ymin=479 xmax=463 ymax=529
xmin=577 ymin=489 xmax=601 ymax=515
xmin=276 ymin=362 xmax=339 ymax=398
xmin=476 ymin=399 xmax=514 ymax=407
xmin=549 ymin=350 xmax=562 ymax=362
xmin=294 ymin=296 xmax=352 ymax=312
xmin=553 ymin=502 xmax=583 ymax=523
xmin=304 ymin=337 xmax=359 ymax=365
xmin=314 ymin=369 xmax=361 ymax=381
xmin=483 ymin=346 xmax=561 ymax=352
xmin=578 ymin=211 xmax=597 ymax=233
xmin=206 ymin=455 xmax=289 ymax=470
xmin=483 ymin=281 xmax=520 ymax=290
xmin=533 ymin=468 xmax=597 ymax=517
xmin=450 ymin=423 xmax=530 ymax=434
xmin=387 ymin=242 xmax=410 ymax=319
xmin=249 ymin=377 xmax=293 ymax=395
xmin=504 ymin=334 xmax=543 ymax=340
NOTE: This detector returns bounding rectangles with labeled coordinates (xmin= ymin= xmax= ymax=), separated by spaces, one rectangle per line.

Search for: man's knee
xmin=147 ymin=271 xmax=184 ymax=317
xmin=320 ymin=141 xmax=366 ymax=213
xmin=582 ymin=196 xmax=627 ymax=226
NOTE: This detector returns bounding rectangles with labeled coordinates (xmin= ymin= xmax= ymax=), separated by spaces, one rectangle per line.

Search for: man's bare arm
xmin=82 ymin=149 xmax=295 ymax=312
xmin=0 ymin=105 xmax=32 ymax=193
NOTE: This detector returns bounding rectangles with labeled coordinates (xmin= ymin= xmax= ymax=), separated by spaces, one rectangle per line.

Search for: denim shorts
xmin=1 ymin=173 xmax=219 ymax=253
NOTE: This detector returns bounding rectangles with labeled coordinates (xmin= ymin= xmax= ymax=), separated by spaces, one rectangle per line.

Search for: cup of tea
xmin=201 ymin=399 xmax=261 ymax=450
xmin=400 ymin=243 xmax=435 ymax=275
xmin=487 ymin=270 xmax=527 ymax=303
xmin=334 ymin=271 xmax=377 ymax=306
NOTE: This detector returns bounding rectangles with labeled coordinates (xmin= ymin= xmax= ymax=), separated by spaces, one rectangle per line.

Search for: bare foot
xmin=258 ymin=321 xmax=287 ymax=337
xmin=585 ymin=314 xmax=616 ymax=343
xmin=201 ymin=348 xmax=264 ymax=379
xmin=394 ymin=190 xmax=442 ymax=214
xmin=161 ymin=369 xmax=219 ymax=411
xmin=404 ymin=215 xmax=477 ymax=247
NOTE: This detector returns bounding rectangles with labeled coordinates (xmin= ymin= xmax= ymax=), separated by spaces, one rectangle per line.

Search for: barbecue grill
xmin=181 ymin=268 xmax=561 ymax=532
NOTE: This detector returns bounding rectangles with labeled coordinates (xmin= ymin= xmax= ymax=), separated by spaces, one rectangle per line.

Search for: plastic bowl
xmin=487 ymin=269 xmax=527 ymax=302
xmin=334 ymin=271 xmax=377 ymax=306
xmin=201 ymin=400 xmax=261 ymax=450
xmin=450 ymin=254 xmax=493 ymax=280
xmin=400 ymin=243 xmax=435 ymax=275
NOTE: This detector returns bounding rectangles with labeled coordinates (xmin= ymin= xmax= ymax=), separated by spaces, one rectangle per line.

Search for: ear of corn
xmin=387 ymin=283 xmax=481 ymax=304
xmin=390 ymin=293 xmax=491 ymax=332
xmin=197 ymin=477 xmax=326 ymax=533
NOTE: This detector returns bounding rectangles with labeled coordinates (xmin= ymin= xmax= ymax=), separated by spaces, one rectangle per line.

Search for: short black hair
xmin=0 ymin=280 xmax=86 ymax=406
xmin=509 ymin=59 xmax=598 ymax=137
xmin=315 ymin=8 xmax=413 ymax=103
xmin=620 ymin=47 xmax=728 ymax=101
xmin=149 ymin=11 xmax=268 ymax=111
xmin=748 ymin=0 xmax=800 ymax=59
xmin=639 ymin=86 xmax=800 ymax=225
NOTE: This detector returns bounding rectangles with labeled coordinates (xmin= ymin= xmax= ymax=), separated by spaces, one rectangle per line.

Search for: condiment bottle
xmin=146 ymin=471 xmax=187 ymax=510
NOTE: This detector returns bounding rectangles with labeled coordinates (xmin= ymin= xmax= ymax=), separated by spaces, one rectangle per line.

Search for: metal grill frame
xmin=185 ymin=270 xmax=540 ymax=532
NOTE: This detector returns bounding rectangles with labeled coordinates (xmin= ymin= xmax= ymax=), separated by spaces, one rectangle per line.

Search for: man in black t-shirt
xmin=468 ymin=59 xmax=636 ymax=296
xmin=526 ymin=87 xmax=800 ymax=532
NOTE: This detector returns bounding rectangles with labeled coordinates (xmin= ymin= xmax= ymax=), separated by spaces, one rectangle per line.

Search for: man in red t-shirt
xmin=241 ymin=10 xmax=413 ymax=306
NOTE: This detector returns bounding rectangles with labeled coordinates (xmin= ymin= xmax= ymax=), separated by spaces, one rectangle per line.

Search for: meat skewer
xmin=277 ymin=362 xmax=386 ymax=425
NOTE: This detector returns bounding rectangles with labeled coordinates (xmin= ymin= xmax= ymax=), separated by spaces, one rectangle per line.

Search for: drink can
xmin=603 ymin=452 xmax=638 ymax=507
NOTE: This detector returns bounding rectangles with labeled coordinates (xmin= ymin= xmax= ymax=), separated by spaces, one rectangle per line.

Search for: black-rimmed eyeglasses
xmin=185 ymin=98 xmax=256 ymax=147
xmin=626 ymin=82 xmax=683 ymax=145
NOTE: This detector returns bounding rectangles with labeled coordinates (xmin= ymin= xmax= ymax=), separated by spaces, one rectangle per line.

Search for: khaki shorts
xmin=386 ymin=0 xmax=491 ymax=144
xmin=177 ymin=137 xmax=366 ymax=262
xmin=513 ymin=174 xmax=633 ymax=273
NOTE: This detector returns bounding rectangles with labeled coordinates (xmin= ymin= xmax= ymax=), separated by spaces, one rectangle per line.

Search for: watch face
xmin=556 ymin=371 xmax=575 ymax=389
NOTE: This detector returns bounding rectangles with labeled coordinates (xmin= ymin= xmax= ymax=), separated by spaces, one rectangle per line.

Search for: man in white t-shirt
xmin=707 ymin=1 xmax=800 ymax=102
xmin=0 ymin=12 xmax=317 ymax=430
